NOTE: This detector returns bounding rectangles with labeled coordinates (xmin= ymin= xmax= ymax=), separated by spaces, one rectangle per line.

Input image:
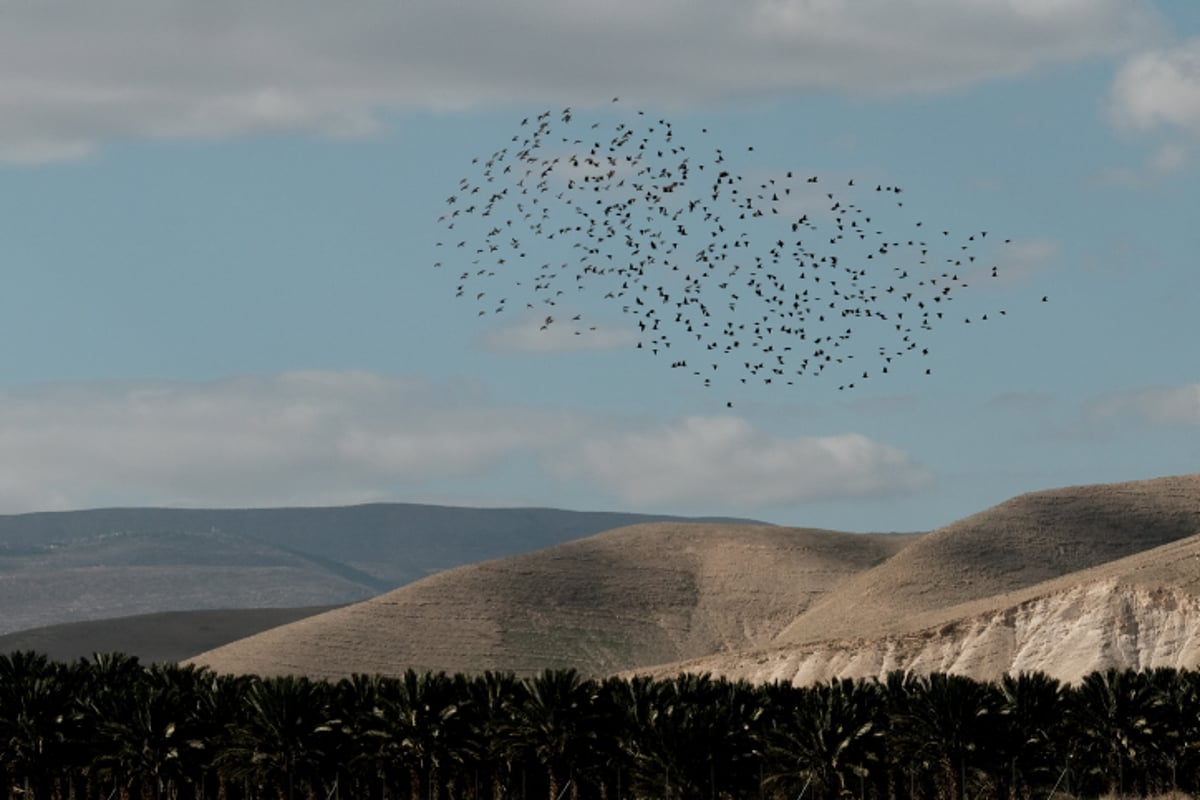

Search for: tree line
xmin=1 ymin=649 xmax=1198 ymax=800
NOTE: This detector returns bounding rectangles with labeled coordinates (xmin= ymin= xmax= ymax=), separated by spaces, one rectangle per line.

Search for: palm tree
xmin=603 ymin=675 xmax=664 ymax=800
xmin=0 ymin=650 xmax=76 ymax=800
xmin=1068 ymin=668 xmax=1164 ymax=797
xmin=762 ymin=678 xmax=884 ymax=800
xmin=464 ymin=671 xmax=521 ymax=800
xmin=219 ymin=674 xmax=337 ymax=800
xmin=892 ymin=672 xmax=1003 ymax=800
xmin=996 ymin=671 xmax=1068 ymax=800
xmin=192 ymin=670 xmax=254 ymax=800
xmin=372 ymin=669 xmax=472 ymax=800
xmin=1170 ymin=668 xmax=1200 ymax=795
xmin=1138 ymin=666 xmax=1197 ymax=795
xmin=336 ymin=673 xmax=389 ymax=800
xmin=503 ymin=669 xmax=600 ymax=800
xmin=697 ymin=675 xmax=767 ymax=800
xmin=86 ymin=663 xmax=203 ymax=800
xmin=615 ymin=673 xmax=764 ymax=800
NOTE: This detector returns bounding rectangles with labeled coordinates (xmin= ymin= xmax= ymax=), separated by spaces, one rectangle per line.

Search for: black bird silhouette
xmin=436 ymin=100 xmax=1041 ymax=404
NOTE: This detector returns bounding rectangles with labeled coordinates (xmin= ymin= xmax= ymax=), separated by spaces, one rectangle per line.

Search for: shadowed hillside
xmin=0 ymin=606 xmax=337 ymax=664
xmin=188 ymin=523 xmax=917 ymax=679
xmin=0 ymin=504 xmax=738 ymax=633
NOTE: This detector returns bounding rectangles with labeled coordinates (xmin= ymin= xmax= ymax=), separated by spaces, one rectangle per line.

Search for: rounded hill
xmin=188 ymin=522 xmax=916 ymax=679
xmin=775 ymin=472 xmax=1200 ymax=645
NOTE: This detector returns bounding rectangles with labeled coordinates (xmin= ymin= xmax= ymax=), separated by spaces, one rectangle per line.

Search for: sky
xmin=0 ymin=0 xmax=1197 ymax=532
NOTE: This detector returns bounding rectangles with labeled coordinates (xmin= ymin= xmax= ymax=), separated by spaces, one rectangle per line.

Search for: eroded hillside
xmin=188 ymin=523 xmax=916 ymax=679
xmin=190 ymin=473 xmax=1200 ymax=685
xmin=775 ymin=473 xmax=1200 ymax=645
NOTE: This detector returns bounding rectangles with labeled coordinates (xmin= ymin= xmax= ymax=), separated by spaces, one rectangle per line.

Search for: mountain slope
xmin=0 ymin=504 xmax=735 ymax=633
xmin=645 ymin=527 xmax=1200 ymax=685
xmin=774 ymin=473 xmax=1200 ymax=646
xmin=0 ymin=606 xmax=338 ymax=664
xmin=192 ymin=473 xmax=1200 ymax=685
xmin=188 ymin=523 xmax=917 ymax=679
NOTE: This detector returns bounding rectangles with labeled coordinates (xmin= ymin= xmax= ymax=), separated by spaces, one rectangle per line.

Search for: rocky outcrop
xmin=652 ymin=580 xmax=1200 ymax=684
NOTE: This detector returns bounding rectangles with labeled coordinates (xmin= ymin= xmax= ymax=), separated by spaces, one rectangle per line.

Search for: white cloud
xmin=0 ymin=0 xmax=1163 ymax=163
xmin=1110 ymin=39 xmax=1200 ymax=136
xmin=480 ymin=313 xmax=637 ymax=353
xmin=0 ymin=371 xmax=572 ymax=512
xmin=559 ymin=415 xmax=933 ymax=508
xmin=0 ymin=372 xmax=933 ymax=514
xmin=1102 ymin=41 xmax=1200 ymax=183
xmin=1089 ymin=384 xmax=1200 ymax=427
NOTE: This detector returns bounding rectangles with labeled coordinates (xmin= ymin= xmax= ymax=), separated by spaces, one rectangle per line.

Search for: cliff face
xmin=776 ymin=473 xmax=1200 ymax=646
xmin=658 ymin=581 xmax=1200 ymax=685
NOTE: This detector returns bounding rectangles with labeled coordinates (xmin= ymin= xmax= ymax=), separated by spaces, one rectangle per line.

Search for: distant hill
xmin=188 ymin=473 xmax=1200 ymax=685
xmin=0 ymin=606 xmax=337 ymax=664
xmin=0 ymin=504 xmax=747 ymax=634
xmin=188 ymin=522 xmax=917 ymax=679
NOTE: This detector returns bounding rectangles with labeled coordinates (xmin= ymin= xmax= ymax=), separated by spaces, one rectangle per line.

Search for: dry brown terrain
xmin=0 ymin=503 xmax=720 ymax=634
xmin=774 ymin=472 xmax=1200 ymax=646
xmin=638 ymin=474 xmax=1200 ymax=683
xmin=649 ymin=530 xmax=1200 ymax=685
xmin=188 ymin=523 xmax=916 ymax=679
xmin=190 ymin=473 xmax=1200 ymax=684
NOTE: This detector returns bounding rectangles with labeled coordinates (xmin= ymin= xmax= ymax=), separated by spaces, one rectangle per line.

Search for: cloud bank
xmin=0 ymin=0 xmax=1163 ymax=162
xmin=0 ymin=372 xmax=568 ymax=511
xmin=560 ymin=416 xmax=934 ymax=508
xmin=1089 ymin=384 xmax=1200 ymax=427
xmin=0 ymin=371 xmax=931 ymax=515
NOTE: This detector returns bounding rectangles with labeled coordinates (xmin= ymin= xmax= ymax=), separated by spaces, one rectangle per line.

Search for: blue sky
xmin=0 ymin=0 xmax=1197 ymax=531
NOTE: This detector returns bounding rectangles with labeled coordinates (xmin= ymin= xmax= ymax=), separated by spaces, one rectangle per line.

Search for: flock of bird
xmin=436 ymin=101 xmax=1035 ymax=405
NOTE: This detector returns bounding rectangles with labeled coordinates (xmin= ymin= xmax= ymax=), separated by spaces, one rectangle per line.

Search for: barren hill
xmin=0 ymin=530 xmax=375 ymax=635
xmin=646 ymin=527 xmax=1200 ymax=685
xmin=189 ymin=473 xmax=1200 ymax=685
xmin=774 ymin=473 xmax=1200 ymax=646
xmin=0 ymin=503 xmax=731 ymax=634
xmin=188 ymin=523 xmax=916 ymax=679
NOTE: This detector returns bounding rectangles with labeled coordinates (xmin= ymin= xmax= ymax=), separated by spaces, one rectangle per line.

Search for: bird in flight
xmin=436 ymin=100 xmax=1040 ymax=405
